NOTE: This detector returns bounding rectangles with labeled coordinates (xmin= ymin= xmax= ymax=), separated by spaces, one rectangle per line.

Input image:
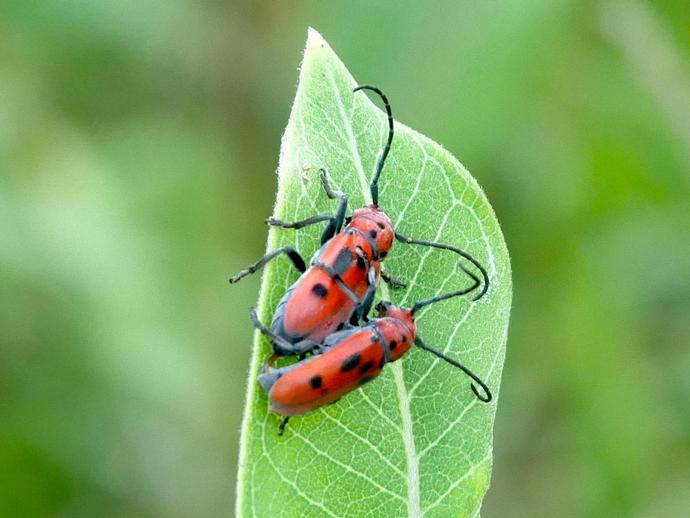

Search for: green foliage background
xmin=1 ymin=1 xmax=689 ymax=516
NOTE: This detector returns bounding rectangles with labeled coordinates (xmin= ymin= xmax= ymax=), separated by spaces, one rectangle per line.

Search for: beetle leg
xmin=266 ymin=214 xmax=333 ymax=230
xmin=279 ymin=338 xmax=322 ymax=357
xmin=264 ymin=353 xmax=279 ymax=367
xmin=381 ymin=271 xmax=407 ymax=289
xmin=229 ymin=247 xmax=306 ymax=284
xmin=278 ymin=417 xmax=290 ymax=436
xmin=318 ymin=169 xmax=348 ymax=244
xmin=249 ymin=308 xmax=322 ymax=357
xmin=265 ymin=169 xmax=349 ymax=245
xmin=249 ymin=308 xmax=304 ymax=353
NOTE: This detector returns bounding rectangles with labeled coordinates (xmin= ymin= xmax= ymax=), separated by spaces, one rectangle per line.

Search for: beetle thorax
xmin=347 ymin=206 xmax=394 ymax=258
xmin=374 ymin=302 xmax=417 ymax=362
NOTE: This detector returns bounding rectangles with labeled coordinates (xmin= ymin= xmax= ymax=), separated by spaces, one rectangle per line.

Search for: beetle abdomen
xmin=267 ymin=328 xmax=386 ymax=416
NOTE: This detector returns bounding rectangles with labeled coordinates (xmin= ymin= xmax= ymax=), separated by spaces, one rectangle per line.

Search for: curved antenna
xmin=411 ymin=278 xmax=480 ymax=314
xmin=353 ymin=85 xmax=394 ymax=206
xmin=396 ymin=232 xmax=489 ymax=300
xmin=415 ymin=337 xmax=492 ymax=402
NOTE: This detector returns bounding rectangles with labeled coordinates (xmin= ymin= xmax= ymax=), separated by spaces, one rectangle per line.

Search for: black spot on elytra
xmin=309 ymin=375 xmax=322 ymax=389
xmin=390 ymin=340 xmax=398 ymax=351
xmin=359 ymin=361 xmax=374 ymax=375
xmin=369 ymin=230 xmax=378 ymax=239
xmin=358 ymin=375 xmax=375 ymax=386
xmin=402 ymin=335 xmax=408 ymax=342
xmin=341 ymin=353 xmax=361 ymax=372
xmin=377 ymin=222 xmax=385 ymax=229
xmin=356 ymin=254 xmax=366 ymax=270
xmin=312 ymin=283 xmax=328 ymax=297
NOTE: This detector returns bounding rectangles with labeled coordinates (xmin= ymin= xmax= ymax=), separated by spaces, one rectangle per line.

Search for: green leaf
xmin=236 ymin=28 xmax=511 ymax=518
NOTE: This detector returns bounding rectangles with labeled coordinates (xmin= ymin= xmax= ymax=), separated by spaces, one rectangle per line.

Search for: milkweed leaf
xmin=236 ymin=28 xmax=512 ymax=518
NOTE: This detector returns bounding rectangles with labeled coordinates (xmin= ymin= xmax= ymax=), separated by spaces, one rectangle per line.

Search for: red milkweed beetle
xmin=251 ymin=267 xmax=492 ymax=435
xmin=229 ymin=85 xmax=489 ymax=361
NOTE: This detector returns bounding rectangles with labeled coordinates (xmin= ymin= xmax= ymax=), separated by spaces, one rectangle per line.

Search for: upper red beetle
xmin=229 ymin=85 xmax=489 ymax=362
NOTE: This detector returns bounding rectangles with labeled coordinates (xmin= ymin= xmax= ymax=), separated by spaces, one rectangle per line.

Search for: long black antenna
xmin=396 ymin=232 xmax=489 ymax=301
xmin=353 ymin=85 xmax=394 ymax=206
xmin=415 ymin=337 xmax=492 ymax=402
xmin=411 ymin=275 xmax=480 ymax=314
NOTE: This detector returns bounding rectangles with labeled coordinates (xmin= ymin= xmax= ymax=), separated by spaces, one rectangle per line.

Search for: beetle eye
xmin=375 ymin=301 xmax=391 ymax=316
xmin=375 ymin=301 xmax=388 ymax=315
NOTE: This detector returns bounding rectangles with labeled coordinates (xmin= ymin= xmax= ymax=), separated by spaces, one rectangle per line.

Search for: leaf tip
xmin=306 ymin=26 xmax=325 ymax=47
xmin=304 ymin=26 xmax=335 ymax=61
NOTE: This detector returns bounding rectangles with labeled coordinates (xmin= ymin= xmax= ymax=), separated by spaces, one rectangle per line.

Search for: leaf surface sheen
xmin=236 ymin=28 xmax=512 ymax=518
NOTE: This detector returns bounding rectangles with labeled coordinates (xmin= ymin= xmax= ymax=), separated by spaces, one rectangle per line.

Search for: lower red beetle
xmin=251 ymin=268 xmax=492 ymax=435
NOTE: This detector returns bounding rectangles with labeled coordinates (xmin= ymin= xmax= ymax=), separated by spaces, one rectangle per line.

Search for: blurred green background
xmin=1 ymin=1 xmax=689 ymax=516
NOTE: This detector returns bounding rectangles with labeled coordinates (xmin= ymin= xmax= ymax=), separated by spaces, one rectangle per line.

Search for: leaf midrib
xmin=327 ymin=66 xmax=421 ymax=518
xmin=339 ymin=100 xmax=504 ymax=516
xmin=238 ymin=29 xmax=510 ymax=517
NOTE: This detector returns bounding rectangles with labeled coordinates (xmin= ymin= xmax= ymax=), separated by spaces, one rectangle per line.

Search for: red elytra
xmin=260 ymin=305 xmax=415 ymax=417
xmin=229 ymin=85 xmax=488 ymax=361
xmin=274 ymin=207 xmax=394 ymax=345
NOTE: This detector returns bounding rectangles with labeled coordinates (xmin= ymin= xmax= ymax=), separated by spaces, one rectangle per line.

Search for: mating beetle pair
xmin=230 ymin=85 xmax=492 ymax=434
